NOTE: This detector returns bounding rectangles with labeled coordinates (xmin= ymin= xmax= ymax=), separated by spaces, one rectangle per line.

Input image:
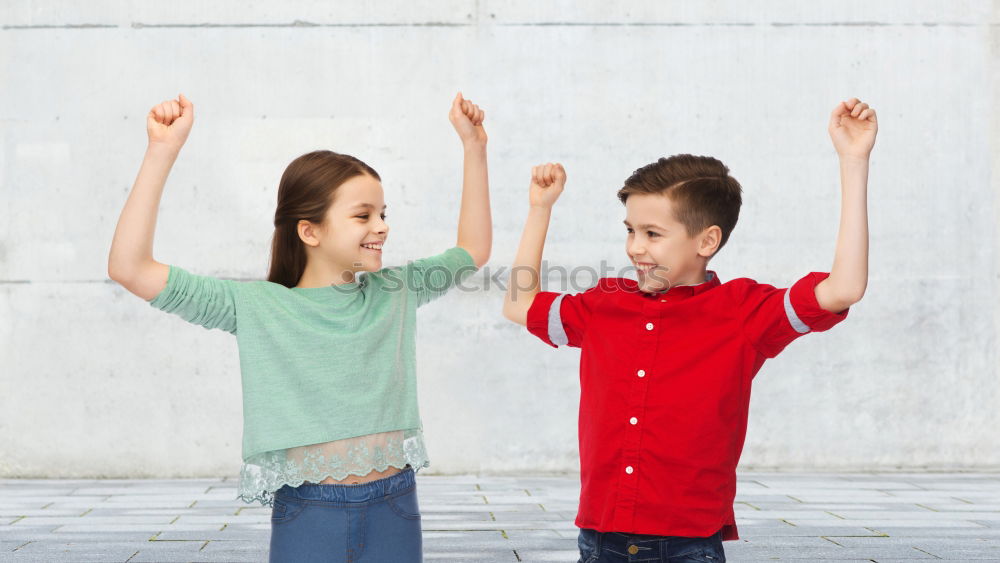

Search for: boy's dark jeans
xmin=577 ymin=527 xmax=725 ymax=562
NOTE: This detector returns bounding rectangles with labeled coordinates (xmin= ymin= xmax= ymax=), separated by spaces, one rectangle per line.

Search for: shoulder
xmin=365 ymin=264 xmax=403 ymax=287
xmin=719 ymin=275 xmax=791 ymax=309
xmin=531 ymin=277 xmax=628 ymax=309
xmin=154 ymin=265 xmax=248 ymax=294
xmin=722 ymin=276 xmax=761 ymax=287
xmin=563 ymin=277 xmax=635 ymax=300
xmin=597 ymin=277 xmax=635 ymax=293
xmin=374 ymin=247 xmax=475 ymax=274
xmin=568 ymin=277 xmax=638 ymax=306
xmin=248 ymin=279 xmax=290 ymax=293
xmin=406 ymin=246 xmax=476 ymax=269
xmin=721 ymin=276 xmax=772 ymax=293
xmin=227 ymin=279 xmax=285 ymax=305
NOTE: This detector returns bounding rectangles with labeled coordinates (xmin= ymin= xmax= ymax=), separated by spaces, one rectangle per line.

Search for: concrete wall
xmin=1 ymin=2 xmax=997 ymax=477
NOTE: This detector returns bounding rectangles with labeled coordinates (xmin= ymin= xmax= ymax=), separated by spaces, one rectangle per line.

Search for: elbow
xmin=107 ymin=259 xmax=127 ymax=284
xmin=459 ymin=244 xmax=490 ymax=269
xmin=474 ymin=250 xmax=490 ymax=269
xmin=107 ymin=257 xmax=139 ymax=285
xmin=107 ymin=256 xmax=156 ymax=288
xmin=501 ymin=302 xmax=515 ymax=322
xmin=501 ymin=306 xmax=515 ymax=323
xmin=816 ymin=277 xmax=865 ymax=313
xmin=107 ymin=248 xmax=137 ymax=284
xmin=825 ymin=289 xmax=864 ymax=314
xmin=502 ymin=302 xmax=527 ymax=326
xmin=847 ymin=290 xmax=866 ymax=307
xmin=838 ymin=283 xmax=867 ymax=308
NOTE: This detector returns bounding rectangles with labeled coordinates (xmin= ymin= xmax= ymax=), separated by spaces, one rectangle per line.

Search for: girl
xmin=107 ymin=92 xmax=491 ymax=562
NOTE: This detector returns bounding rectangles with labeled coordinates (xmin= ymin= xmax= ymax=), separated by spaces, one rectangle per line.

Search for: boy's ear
xmin=697 ymin=225 xmax=722 ymax=258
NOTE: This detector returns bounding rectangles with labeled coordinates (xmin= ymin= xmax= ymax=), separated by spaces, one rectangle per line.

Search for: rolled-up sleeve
xmin=738 ymin=272 xmax=849 ymax=358
xmin=148 ymin=265 xmax=240 ymax=335
xmin=526 ymin=284 xmax=604 ymax=348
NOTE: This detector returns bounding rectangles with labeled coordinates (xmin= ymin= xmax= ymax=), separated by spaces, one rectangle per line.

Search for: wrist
xmin=837 ymin=153 xmax=870 ymax=166
xmin=462 ymin=139 xmax=487 ymax=153
xmin=147 ymin=141 xmax=183 ymax=158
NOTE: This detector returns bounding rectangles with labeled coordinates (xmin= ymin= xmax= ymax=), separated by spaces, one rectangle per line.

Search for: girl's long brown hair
xmin=267 ymin=150 xmax=380 ymax=288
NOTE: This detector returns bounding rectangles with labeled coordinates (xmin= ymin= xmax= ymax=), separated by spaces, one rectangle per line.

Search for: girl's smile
xmin=361 ymin=240 xmax=385 ymax=253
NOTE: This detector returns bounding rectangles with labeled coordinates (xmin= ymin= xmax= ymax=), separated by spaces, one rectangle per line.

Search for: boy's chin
xmin=637 ymin=277 xmax=670 ymax=294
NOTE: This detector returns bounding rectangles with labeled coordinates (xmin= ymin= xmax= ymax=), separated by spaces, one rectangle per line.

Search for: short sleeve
xmin=525 ymin=282 xmax=607 ymax=348
xmin=147 ymin=265 xmax=239 ymax=335
xmin=388 ymin=246 xmax=478 ymax=308
xmin=737 ymin=272 xmax=849 ymax=358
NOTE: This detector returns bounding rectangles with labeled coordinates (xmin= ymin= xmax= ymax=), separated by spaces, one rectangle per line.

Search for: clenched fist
xmin=449 ymin=92 xmax=487 ymax=146
xmin=147 ymin=94 xmax=194 ymax=149
xmin=529 ymin=163 xmax=566 ymax=209
xmin=828 ymin=97 xmax=877 ymax=160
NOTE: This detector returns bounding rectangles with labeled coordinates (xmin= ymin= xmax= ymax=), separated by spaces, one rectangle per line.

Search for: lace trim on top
xmin=237 ymin=429 xmax=429 ymax=506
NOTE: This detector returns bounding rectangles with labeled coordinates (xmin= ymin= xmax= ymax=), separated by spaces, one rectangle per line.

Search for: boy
xmin=503 ymin=98 xmax=876 ymax=562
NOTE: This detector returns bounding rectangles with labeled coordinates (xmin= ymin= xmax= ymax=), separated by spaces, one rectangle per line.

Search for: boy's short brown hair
xmin=617 ymin=154 xmax=743 ymax=256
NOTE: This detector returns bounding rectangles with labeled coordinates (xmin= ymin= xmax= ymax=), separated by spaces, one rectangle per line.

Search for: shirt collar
xmin=636 ymin=270 xmax=721 ymax=299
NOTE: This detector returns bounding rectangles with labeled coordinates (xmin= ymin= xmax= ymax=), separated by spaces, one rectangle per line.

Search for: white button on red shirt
xmin=526 ymin=270 xmax=849 ymax=540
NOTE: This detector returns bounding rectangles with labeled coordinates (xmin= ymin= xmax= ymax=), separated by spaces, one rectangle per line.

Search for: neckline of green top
xmin=288 ymin=274 xmax=368 ymax=298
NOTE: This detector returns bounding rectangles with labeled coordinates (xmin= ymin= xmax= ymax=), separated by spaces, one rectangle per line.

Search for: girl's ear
xmin=297 ymin=219 xmax=321 ymax=247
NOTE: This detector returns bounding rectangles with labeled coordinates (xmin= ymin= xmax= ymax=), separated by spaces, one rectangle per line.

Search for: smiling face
xmin=624 ymin=192 xmax=720 ymax=294
xmin=299 ymin=173 xmax=388 ymax=281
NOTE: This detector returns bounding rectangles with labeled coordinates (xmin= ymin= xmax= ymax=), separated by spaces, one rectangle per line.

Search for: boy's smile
xmin=624 ymin=193 xmax=719 ymax=294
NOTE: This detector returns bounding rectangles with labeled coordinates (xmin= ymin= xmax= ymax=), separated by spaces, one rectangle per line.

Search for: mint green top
xmin=148 ymin=246 xmax=476 ymax=477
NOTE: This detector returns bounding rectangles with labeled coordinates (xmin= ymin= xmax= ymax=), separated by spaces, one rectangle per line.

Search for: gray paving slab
xmin=2 ymin=472 xmax=1000 ymax=561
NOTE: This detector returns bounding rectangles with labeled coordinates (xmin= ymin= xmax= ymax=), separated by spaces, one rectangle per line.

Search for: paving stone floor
xmin=2 ymin=472 xmax=999 ymax=562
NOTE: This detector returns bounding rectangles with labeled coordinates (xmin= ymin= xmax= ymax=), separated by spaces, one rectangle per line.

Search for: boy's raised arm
xmin=814 ymin=97 xmax=877 ymax=314
xmin=448 ymin=92 xmax=492 ymax=268
xmin=503 ymin=163 xmax=566 ymax=326
xmin=107 ymin=94 xmax=195 ymax=301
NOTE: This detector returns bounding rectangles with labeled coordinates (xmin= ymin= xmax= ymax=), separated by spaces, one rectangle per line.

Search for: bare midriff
xmin=313 ymin=465 xmax=404 ymax=485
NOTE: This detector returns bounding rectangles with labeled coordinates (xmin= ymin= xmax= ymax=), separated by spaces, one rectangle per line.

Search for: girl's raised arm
xmin=107 ymin=94 xmax=194 ymax=301
xmin=448 ymin=92 xmax=491 ymax=268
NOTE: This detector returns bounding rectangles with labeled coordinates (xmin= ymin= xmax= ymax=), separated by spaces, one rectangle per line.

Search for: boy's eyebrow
xmin=623 ymin=220 xmax=666 ymax=231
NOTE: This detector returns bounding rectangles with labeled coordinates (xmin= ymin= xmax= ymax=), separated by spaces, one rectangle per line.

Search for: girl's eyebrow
xmin=351 ymin=203 xmax=388 ymax=211
xmin=623 ymin=220 xmax=665 ymax=231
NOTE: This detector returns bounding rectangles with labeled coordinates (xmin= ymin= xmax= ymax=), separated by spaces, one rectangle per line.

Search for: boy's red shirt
xmin=525 ymin=270 xmax=848 ymax=540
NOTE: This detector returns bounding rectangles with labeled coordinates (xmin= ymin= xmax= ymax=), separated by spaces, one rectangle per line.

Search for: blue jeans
xmin=268 ymin=466 xmax=421 ymax=562
xmin=577 ymin=527 xmax=726 ymax=562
